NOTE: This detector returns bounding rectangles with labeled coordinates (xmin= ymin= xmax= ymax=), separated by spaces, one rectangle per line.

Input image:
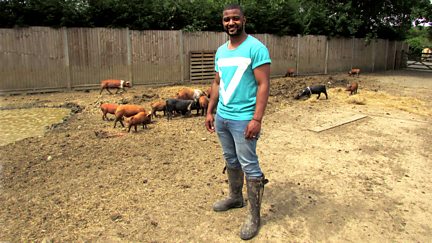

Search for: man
xmin=205 ymin=3 xmax=271 ymax=240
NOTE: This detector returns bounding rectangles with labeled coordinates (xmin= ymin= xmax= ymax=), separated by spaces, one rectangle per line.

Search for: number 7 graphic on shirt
xmin=217 ymin=57 xmax=251 ymax=105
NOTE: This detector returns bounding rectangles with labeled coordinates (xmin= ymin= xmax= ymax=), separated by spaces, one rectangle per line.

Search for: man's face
xmin=222 ymin=9 xmax=245 ymax=37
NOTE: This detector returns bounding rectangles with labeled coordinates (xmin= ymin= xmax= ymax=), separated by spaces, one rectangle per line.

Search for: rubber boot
xmin=240 ymin=176 xmax=268 ymax=240
xmin=213 ymin=167 xmax=245 ymax=212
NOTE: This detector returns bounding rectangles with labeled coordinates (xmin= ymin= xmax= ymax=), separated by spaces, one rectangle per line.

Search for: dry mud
xmin=1 ymin=70 xmax=431 ymax=242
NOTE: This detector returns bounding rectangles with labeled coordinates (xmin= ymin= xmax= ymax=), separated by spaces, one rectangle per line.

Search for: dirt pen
xmin=0 ymin=70 xmax=431 ymax=242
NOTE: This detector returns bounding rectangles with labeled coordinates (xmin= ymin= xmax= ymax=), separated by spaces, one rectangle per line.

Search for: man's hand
xmin=244 ymin=119 xmax=261 ymax=139
xmin=205 ymin=113 xmax=215 ymax=133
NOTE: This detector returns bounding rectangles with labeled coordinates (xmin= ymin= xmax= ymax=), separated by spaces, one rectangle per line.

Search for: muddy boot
xmin=213 ymin=167 xmax=245 ymax=212
xmin=240 ymin=176 xmax=268 ymax=240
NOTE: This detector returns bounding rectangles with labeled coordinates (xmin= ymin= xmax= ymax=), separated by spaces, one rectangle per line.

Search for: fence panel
xmin=0 ymin=27 xmax=68 ymax=92
xmin=266 ymin=35 xmax=298 ymax=76
xmin=131 ymin=30 xmax=181 ymax=86
xmin=66 ymin=28 xmax=129 ymax=89
xmin=0 ymin=27 xmax=410 ymax=94
xmin=182 ymin=31 xmax=226 ymax=84
xmin=297 ymin=35 xmax=327 ymax=74
xmin=394 ymin=41 xmax=409 ymax=69
xmin=352 ymin=38 xmax=374 ymax=72
xmin=327 ymin=37 xmax=353 ymax=73
xmin=373 ymin=39 xmax=388 ymax=71
xmin=386 ymin=41 xmax=396 ymax=70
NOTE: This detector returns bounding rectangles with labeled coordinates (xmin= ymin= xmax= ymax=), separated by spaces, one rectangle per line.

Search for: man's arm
xmin=205 ymin=72 xmax=220 ymax=133
xmin=253 ymin=63 xmax=270 ymax=122
xmin=244 ymin=63 xmax=270 ymax=139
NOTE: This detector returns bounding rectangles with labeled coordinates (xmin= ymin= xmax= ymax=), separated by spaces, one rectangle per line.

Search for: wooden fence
xmin=0 ymin=27 xmax=408 ymax=94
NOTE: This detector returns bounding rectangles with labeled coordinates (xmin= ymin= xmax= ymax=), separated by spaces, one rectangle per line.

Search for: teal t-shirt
xmin=215 ymin=35 xmax=271 ymax=120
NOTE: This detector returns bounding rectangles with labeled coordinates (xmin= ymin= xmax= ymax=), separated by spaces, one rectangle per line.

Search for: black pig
xmin=165 ymin=98 xmax=199 ymax=120
xmin=294 ymin=85 xmax=328 ymax=100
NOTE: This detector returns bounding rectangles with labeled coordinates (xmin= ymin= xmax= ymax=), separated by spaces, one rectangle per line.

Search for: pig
xmin=100 ymin=79 xmax=131 ymax=94
xmin=165 ymin=98 xmax=199 ymax=120
xmin=100 ymin=103 xmax=118 ymax=121
xmin=348 ymin=68 xmax=360 ymax=77
xmin=295 ymin=85 xmax=328 ymax=100
xmin=175 ymin=87 xmax=204 ymax=100
xmin=113 ymin=104 xmax=146 ymax=128
xmin=284 ymin=67 xmax=295 ymax=77
xmin=346 ymin=82 xmax=359 ymax=95
xmin=150 ymin=100 xmax=166 ymax=118
xmin=127 ymin=111 xmax=152 ymax=132
xmin=205 ymin=87 xmax=212 ymax=98
xmin=198 ymin=95 xmax=209 ymax=116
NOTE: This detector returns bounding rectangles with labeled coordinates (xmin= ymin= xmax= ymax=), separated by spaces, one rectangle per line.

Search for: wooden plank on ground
xmin=309 ymin=114 xmax=368 ymax=133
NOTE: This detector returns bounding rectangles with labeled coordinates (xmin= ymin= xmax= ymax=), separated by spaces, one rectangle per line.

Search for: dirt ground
xmin=1 ymin=70 xmax=431 ymax=242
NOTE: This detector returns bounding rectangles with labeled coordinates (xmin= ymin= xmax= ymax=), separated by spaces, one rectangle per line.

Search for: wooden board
xmin=309 ymin=114 xmax=368 ymax=133
xmin=190 ymin=51 xmax=216 ymax=82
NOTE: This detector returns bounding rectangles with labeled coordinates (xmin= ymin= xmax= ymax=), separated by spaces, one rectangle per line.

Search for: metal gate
xmin=406 ymin=51 xmax=432 ymax=71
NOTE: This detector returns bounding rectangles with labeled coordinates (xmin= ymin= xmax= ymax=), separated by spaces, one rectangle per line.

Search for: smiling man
xmin=204 ymin=3 xmax=271 ymax=240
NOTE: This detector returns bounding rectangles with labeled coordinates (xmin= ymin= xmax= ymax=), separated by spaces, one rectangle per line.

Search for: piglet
xmin=295 ymin=85 xmax=328 ymax=100
xmin=205 ymin=87 xmax=212 ymax=98
xmin=346 ymin=82 xmax=358 ymax=95
xmin=284 ymin=67 xmax=295 ymax=77
xmin=127 ymin=111 xmax=152 ymax=132
xmin=198 ymin=95 xmax=209 ymax=116
xmin=150 ymin=100 xmax=166 ymax=118
xmin=348 ymin=68 xmax=360 ymax=77
xmin=165 ymin=98 xmax=199 ymax=120
xmin=114 ymin=104 xmax=146 ymax=128
xmin=100 ymin=103 xmax=118 ymax=121
xmin=175 ymin=88 xmax=204 ymax=100
xmin=100 ymin=79 xmax=131 ymax=94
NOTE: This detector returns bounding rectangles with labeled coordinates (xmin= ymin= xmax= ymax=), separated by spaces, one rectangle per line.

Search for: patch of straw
xmin=347 ymin=96 xmax=366 ymax=105
xmin=327 ymin=88 xmax=431 ymax=116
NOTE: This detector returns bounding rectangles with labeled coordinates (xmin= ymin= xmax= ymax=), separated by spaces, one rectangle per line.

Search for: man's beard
xmin=224 ymin=24 xmax=243 ymax=37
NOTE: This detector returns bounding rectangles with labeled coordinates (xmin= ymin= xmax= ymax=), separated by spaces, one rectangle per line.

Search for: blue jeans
xmin=215 ymin=114 xmax=263 ymax=179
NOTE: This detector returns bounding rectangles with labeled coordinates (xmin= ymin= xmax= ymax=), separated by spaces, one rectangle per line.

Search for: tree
xmin=406 ymin=27 xmax=432 ymax=55
xmin=0 ymin=0 xmax=90 ymax=28
xmin=297 ymin=0 xmax=432 ymax=40
xmin=243 ymin=0 xmax=303 ymax=35
xmin=0 ymin=0 xmax=430 ymax=41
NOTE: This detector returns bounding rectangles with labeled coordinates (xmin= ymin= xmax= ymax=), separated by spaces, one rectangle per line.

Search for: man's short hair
xmin=223 ymin=4 xmax=244 ymax=15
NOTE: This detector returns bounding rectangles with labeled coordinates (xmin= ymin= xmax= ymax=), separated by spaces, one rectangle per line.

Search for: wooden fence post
xmin=296 ymin=34 xmax=300 ymax=75
xmin=324 ymin=36 xmax=329 ymax=74
xmin=62 ymin=27 xmax=71 ymax=90
xmin=126 ymin=28 xmax=133 ymax=83
xmin=385 ymin=39 xmax=389 ymax=70
xmin=179 ymin=30 xmax=184 ymax=83
xmin=351 ymin=37 xmax=355 ymax=69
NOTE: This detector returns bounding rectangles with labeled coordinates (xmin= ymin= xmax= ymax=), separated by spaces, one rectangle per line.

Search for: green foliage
xmin=243 ymin=0 xmax=302 ymax=35
xmin=0 ymin=0 xmax=90 ymax=27
xmin=406 ymin=27 xmax=432 ymax=55
xmin=0 ymin=0 xmax=430 ymax=41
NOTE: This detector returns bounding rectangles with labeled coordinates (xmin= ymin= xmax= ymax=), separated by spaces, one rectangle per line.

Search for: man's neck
xmin=228 ymin=32 xmax=248 ymax=49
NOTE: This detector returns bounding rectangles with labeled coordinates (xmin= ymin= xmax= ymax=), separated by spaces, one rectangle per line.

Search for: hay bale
xmin=347 ymin=96 xmax=366 ymax=105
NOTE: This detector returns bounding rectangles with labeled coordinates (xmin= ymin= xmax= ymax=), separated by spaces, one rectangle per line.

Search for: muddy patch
xmin=0 ymin=71 xmax=431 ymax=242
xmin=0 ymin=107 xmax=71 ymax=146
